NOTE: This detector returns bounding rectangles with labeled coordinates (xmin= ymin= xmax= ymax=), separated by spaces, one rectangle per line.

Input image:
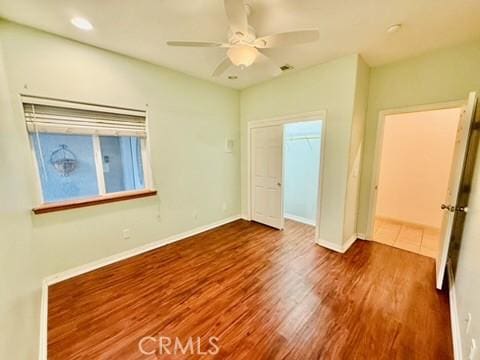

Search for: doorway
xmin=367 ymin=93 xmax=477 ymax=289
xmin=283 ymin=121 xmax=322 ymax=228
xmin=372 ymin=107 xmax=462 ymax=257
xmin=248 ymin=112 xmax=325 ymax=237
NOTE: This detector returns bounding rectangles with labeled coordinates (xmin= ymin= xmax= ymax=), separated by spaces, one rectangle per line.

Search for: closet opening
xmin=283 ymin=121 xmax=323 ymax=232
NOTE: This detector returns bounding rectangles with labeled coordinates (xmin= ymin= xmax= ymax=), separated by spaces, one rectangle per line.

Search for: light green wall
xmin=0 ymin=35 xmax=39 ymax=360
xmin=455 ymin=139 xmax=480 ymax=358
xmin=358 ymin=39 xmax=480 ymax=235
xmin=0 ymin=21 xmax=240 ymax=359
xmin=343 ymin=56 xmax=369 ymax=241
xmin=240 ymin=54 xmax=360 ymax=246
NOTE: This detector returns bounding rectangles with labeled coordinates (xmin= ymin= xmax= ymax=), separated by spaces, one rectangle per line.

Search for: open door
xmin=436 ymin=92 xmax=477 ymax=289
xmin=251 ymin=125 xmax=284 ymax=229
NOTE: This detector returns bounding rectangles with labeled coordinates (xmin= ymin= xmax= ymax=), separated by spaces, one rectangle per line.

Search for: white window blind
xmin=22 ymin=97 xmax=147 ymax=137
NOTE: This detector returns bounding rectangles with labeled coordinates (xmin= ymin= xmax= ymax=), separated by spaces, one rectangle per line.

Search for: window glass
xmin=31 ymin=133 xmax=99 ymax=203
xmin=99 ymin=136 xmax=145 ymax=193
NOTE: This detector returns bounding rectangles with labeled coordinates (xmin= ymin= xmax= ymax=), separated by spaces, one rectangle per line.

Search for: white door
xmin=251 ymin=125 xmax=284 ymax=229
xmin=436 ymin=92 xmax=477 ymax=289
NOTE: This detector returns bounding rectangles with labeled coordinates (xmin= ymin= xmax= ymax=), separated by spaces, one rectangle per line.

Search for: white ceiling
xmin=0 ymin=0 xmax=479 ymax=89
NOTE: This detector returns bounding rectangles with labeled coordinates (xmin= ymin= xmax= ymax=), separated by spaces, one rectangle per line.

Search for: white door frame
xmin=247 ymin=110 xmax=327 ymax=237
xmin=365 ymin=100 xmax=467 ymax=240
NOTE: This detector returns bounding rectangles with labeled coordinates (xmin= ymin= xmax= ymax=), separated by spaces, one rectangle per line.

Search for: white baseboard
xmin=44 ymin=214 xmax=241 ymax=286
xmin=317 ymin=238 xmax=343 ymax=252
xmin=343 ymin=234 xmax=358 ymax=252
xmin=38 ymin=214 xmax=241 ymax=360
xmin=448 ymin=261 xmax=463 ymax=360
xmin=357 ymin=233 xmax=368 ymax=240
xmin=241 ymin=213 xmax=250 ymax=221
xmin=38 ymin=280 xmax=48 ymax=360
xmin=317 ymin=233 xmax=358 ymax=253
xmin=284 ymin=213 xmax=316 ymax=226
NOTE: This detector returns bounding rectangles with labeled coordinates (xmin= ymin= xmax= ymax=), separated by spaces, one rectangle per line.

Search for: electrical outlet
xmin=225 ymin=138 xmax=234 ymax=153
xmin=467 ymin=313 xmax=473 ymax=334
xmin=469 ymin=339 xmax=477 ymax=360
xmin=222 ymin=202 xmax=227 ymax=212
xmin=193 ymin=210 xmax=198 ymax=220
xmin=122 ymin=229 xmax=131 ymax=239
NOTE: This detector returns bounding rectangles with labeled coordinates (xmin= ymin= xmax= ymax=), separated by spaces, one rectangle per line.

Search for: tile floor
xmin=373 ymin=217 xmax=440 ymax=258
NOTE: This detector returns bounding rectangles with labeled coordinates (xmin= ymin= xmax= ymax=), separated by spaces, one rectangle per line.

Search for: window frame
xmin=23 ymin=96 xmax=156 ymax=213
xmin=91 ymin=134 xmax=151 ymax=197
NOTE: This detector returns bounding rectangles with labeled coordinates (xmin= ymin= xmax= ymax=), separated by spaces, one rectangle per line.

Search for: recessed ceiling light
xmin=71 ymin=17 xmax=93 ymax=31
xmin=387 ymin=24 xmax=402 ymax=33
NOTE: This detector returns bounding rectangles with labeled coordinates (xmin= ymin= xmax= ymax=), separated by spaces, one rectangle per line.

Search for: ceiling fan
xmin=166 ymin=0 xmax=320 ymax=77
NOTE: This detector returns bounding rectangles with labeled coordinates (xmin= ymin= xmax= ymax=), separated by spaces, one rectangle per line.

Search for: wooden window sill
xmin=32 ymin=189 xmax=157 ymax=214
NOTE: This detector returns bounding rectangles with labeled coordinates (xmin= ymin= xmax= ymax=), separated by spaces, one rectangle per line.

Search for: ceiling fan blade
xmin=224 ymin=0 xmax=249 ymax=37
xmin=166 ymin=41 xmax=228 ymax=48
xmin=212 ymin=57 xmax=232 ymax=77
xmin=255 ymin=29 xmax=319 ymax=48
xmin=256 ymin=51 xmax=282 ymax=77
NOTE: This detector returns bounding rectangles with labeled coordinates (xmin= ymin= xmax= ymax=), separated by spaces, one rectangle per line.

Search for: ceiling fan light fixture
xmin=227 ymin=45 xmax=258 ymax=68
xmin=166 ymin=0 xmax=320 ymax=77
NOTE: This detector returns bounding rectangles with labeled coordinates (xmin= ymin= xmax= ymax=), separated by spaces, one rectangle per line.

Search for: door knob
xmin=277 ymin=182 xmax=282 ymax=187
xmin=441 ymin=204 xmax=468 ymax=213
xmin=441 ymin=204 xmax=455 ymax=212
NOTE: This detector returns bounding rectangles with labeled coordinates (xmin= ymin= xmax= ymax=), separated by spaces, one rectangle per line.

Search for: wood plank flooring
xmin=48 ymin=220 xmax=452 ymax=359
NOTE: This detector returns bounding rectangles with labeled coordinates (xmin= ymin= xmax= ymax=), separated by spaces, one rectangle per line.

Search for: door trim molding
xmin=248 ymin=110 xmax=327 ymax=129
xmin=247 ymin=110 xmax=327 ymax=239
xmin=365 ymin=100 xmax=466 ymax=241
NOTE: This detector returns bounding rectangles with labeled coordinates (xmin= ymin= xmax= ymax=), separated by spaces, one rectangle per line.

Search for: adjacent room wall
xmin=284 ymin=121 xmax=322 ymax=225
xmin=358 ymin=39 xmax=480 ymax=235
xmin=0 ymin=21 xmax=240 ymax=360
xmin=375 ymin=109 xmax=460 ymax=228
xmin=240 ymin=54 xmax=364 ymax=247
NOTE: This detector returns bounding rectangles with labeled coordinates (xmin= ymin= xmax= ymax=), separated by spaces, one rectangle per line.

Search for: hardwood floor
xmin=48 ymin=220 xmax=452 ymax=359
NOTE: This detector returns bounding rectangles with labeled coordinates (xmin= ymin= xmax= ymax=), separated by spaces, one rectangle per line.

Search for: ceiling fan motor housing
xmin=228 ymin=25 xmax=257 ymax=45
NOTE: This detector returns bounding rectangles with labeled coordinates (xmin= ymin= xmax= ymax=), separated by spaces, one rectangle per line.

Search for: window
xmin=99 ymin=136 xmax=145 ymax=193
xmin=31 ymin=133 xmax=100 ymax=202
xmin=23 ymin=97 xmax=155 ymax=212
